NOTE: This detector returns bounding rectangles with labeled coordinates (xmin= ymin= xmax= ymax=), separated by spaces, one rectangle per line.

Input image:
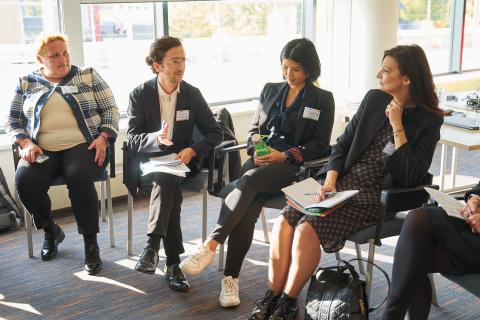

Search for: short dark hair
xmin=280 ymin=38 xmax=321 ymax=82
xmin=383 ymin=44 xmax=442 ymax=115
xmin=146 ymin=36 xmax=182 ymax=74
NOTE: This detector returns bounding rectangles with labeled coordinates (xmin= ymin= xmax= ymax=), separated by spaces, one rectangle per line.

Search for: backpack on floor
xmin=0 ymin=167 xmax=22 ymax=233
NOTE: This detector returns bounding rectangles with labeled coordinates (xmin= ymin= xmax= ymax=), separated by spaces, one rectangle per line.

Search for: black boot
xmin=249 ymin=289 xmax=279 ymax=320
xmin=84 ymin=244 xmax=102 ymax=275
xmin=269 ymin=294 xmax=298 ymax=320
xmin=41 ymin=226 xmax=65 ymax=261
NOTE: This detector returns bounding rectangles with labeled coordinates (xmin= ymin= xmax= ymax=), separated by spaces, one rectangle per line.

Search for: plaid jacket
xmin=6 ymin=65 xmax=119 ymax=144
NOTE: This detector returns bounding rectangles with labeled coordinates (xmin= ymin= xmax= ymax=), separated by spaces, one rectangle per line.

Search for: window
xmin=81 ymin=1 xmax=303 ymax=112
xmin=81 ymin=3 xmax=156 ymax=112
xmin=398 ymin=0 xmax=453 ymax=74
xmin=0 ymin=0 xmax=60 ymax=125
xmin=463 ymin=0 xmax=480 ymax=71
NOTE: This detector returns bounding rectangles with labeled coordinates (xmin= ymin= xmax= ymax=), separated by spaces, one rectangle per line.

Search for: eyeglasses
xmin=167 ymin=58 xmax=189 ymax=66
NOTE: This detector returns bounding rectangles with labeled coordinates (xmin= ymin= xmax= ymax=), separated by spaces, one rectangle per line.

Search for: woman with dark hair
xmin=248 ymin=44 xmax=443 ymax=320
xmin=180 ymin=38 xmax=335 ymax=307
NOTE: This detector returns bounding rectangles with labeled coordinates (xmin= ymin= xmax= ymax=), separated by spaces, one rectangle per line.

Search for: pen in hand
xmin=303 ymin=191 xmax=336 ymax=196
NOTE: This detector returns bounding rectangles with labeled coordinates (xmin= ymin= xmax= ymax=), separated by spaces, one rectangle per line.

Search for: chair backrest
xmin=12 ymin=140 xmax=116 ymax=180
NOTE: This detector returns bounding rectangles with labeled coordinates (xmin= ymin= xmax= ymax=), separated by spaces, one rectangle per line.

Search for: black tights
xmin=382 ymin=208 xmax=449 ymax=320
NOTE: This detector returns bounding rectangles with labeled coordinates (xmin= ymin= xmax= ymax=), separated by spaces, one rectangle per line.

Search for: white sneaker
xmin=179 ymin=244 xmax=215 ymax=275
xmin=219 ymin=276 xmax=240 ymax=307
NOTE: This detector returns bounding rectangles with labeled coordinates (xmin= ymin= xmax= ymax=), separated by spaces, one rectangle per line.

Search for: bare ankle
xmin=206 ymin=238 xmax=219 ymax=251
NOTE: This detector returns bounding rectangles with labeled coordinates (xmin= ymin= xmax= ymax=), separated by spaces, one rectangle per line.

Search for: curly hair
xmin=146 ymin=36 xmax=182 ymax=74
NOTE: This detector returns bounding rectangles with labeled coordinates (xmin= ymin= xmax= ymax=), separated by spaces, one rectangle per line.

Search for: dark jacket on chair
xmin=248 ymin=81 xmax=335 ymax=161
xmin=124 ymin=78 xmax=222 ymax=196
xmin=317 ymin=89 xmax=444 ymax=188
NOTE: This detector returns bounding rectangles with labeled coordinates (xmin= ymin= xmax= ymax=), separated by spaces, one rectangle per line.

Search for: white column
xmin=348 ymin=0 xmax=398 ymax=102
xmin=60 ymin=0 xmax=85 ymax=66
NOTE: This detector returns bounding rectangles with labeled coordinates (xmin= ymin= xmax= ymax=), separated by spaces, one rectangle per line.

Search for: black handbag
xmin=305 ymin=259 xmax=390 ymax=320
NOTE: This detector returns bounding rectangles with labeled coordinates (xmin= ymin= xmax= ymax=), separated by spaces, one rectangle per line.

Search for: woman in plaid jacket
xmin=5 ymin=33 xmax=119 ymax=275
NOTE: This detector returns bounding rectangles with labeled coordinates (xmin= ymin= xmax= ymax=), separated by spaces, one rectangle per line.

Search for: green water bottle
xmin=252 ymin=133 xmax=270 ymax=156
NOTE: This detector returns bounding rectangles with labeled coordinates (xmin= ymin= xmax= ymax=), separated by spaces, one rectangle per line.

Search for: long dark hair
xmin=280 ymin=38 xmax=321 ymax=82
xmin=383 ymin=45 xmax=442 ymax=115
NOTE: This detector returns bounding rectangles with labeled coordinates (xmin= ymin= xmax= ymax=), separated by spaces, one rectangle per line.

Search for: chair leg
xmin=100 ymin=181 xmax=106 ymax=222
xmin=202 ymin=187 xmax=207 ymax=243
xmin=335 ymin=251 xmax=341 ymax=261
xmin=428 ymin=273 xmax=439 ymax=306
xmin=219 ymin=243 xmax=225 ymax=271
xmin=365 ymin=239 xmax=376 ymax=300
xmin=105 ymin=177 xmax=115 ymax=247
xmin=25 ymin=206 xmax=33 ymax=258
xmin=127 ymin=192 xmax=133 ymax=255
xmin=218 ymin=199 xmax=225 ymax=271
xmin=260 ymin=208 xmax=269 ymax=244
xmin=355 ymin=243 xmax=366 ymax=275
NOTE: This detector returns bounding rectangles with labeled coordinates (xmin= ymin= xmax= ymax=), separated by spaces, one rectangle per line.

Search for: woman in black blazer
xmin=249 ymin=44 xmax=444 ymax=320
xmin=180 ymin=38 xmax=335 ymax=307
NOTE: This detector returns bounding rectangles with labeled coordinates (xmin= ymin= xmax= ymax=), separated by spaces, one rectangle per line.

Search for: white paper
xmin=140 ymin=153 xmax=190 ymax=177
xmin=424 ymin=187 xmax=465 ymax=220
xmin=281 ymin=177 xmax=359 ymax=209
xmin=149 ymin=153 xmax=182 ymax=166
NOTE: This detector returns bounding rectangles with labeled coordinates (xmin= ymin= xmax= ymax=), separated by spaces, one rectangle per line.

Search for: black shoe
xmin=269 ymin=294 xmax=298 ymax=320
xmin=84 ymin=244 xmax=102 ymax=275
xmin=41 ymin=227 xmax=65 ymax=261
xmin=249 ymin=289 xmax=279 ymax=320
xmin=134 ymin=246 xmax=159 ymax=274
xmin=164 ymin=263 xmax=190 ymax=292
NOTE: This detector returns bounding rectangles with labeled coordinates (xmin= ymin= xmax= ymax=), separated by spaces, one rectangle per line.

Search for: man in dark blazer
xmin=126 ymin=36 xmax=222 ymax=291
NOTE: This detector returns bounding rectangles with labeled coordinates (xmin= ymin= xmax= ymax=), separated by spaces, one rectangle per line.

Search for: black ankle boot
xmin=84 ymin=244 xmax=102 ymax=275
xmin=269 ymin=293 xmax=298 ymax=320
xmin=41 ymin=226 xmax=65 ymax=261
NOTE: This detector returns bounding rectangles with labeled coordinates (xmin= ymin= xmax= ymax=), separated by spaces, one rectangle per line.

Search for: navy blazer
xmin=319 ymin=89 xmax=444 ymax=188
xmin=248 ymin=82 xmax=335 ymax=161
xmin=125 ymin=78 xmax=223 ymax=195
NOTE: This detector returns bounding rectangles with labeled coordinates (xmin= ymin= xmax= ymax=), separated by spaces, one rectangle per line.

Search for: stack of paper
xmin=281 ymin=178 xmax=359 ymax=217
xmin=424 ymin=187 xmax=465 ymax=220
xmin=140 ymin=153 xmax=190 ymax=177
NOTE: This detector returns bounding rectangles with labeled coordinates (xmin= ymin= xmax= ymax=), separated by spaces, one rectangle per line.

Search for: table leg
xmin=439 ymin=144 xmax=447 ymax=191
xmin=450 ymin=147 xmax=457 ymax=190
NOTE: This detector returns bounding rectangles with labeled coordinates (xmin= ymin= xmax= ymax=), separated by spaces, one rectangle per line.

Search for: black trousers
xmin=147 ymin=173 xmax=185 ymax=260
xmin=382 ymin=208 xmax=450 ymax=320
xmin=15 ymin=143 xmax=108 ymax=235
xmin=210 ymin=158 xmax=299 ymax=278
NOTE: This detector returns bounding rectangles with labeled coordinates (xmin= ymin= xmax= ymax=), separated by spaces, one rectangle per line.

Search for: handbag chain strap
xmin=344 ymin=258 xmax=391 ymax=312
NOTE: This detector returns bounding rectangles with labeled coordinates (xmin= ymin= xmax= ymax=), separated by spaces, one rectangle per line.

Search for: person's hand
xmin=88 ymin=136 xmax=107 ymax=167
xmin=157 ymin=122 xmax=173 ymax=146
xmin=314 ymin=179 xmax=337 ymax=202
xmin=19 ymin=140 xmax=43 ymax=163
xmin=460 ymin=196 xmax=480 ymax=219
xmin=385 ymin=99 xmax=404 ymax=131
xmin=254 ymin=147 xmax=286 ymax=166
xmin=466 ymin=213 xmax=480 ymax=234
xmin=176 ymin=147 xmax=196 ymax=165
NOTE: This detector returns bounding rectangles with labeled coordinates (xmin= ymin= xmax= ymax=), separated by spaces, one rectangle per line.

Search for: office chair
xmin=13 ymin=141 xmax=116 ymax=258
xmin=122 ymin=140 xmax=236 ymax=255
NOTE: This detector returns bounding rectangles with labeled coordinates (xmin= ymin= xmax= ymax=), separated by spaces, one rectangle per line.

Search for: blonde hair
xmin=35 ymin=33 xmax=69 ymax=57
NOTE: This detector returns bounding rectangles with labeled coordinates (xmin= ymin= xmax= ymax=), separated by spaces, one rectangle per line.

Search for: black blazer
xmin=248 ymin=82 xmax=335 ymax=161
xmin=318 ymin=89 xmax=444 ymax=188
xmin=125 ymin=78 xmax=223 ymax=195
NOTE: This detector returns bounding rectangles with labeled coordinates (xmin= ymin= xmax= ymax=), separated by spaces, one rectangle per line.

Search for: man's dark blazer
xmin=248 ymin=81 xmax=335 ymax=161
xmin=125 ymin=78 xmax=222 ymax=195
xmin=318 ymin=89 xmax=444 ymax=188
